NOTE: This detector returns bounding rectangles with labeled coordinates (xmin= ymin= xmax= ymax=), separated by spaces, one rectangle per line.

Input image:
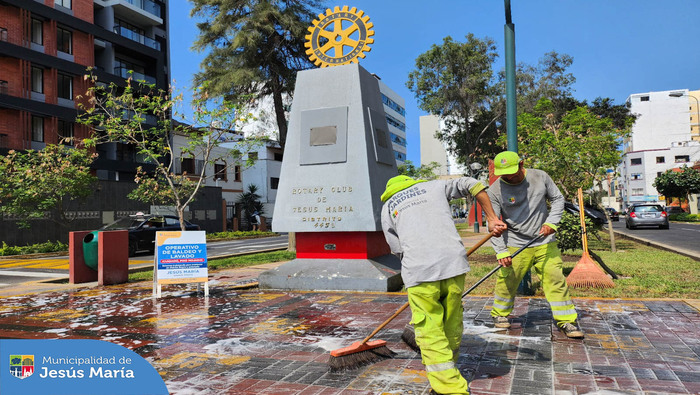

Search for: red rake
xmin=328 ymin=233 xmax=494 ymax=371
xmin=567 ymin=188 xmax=614 ymax=289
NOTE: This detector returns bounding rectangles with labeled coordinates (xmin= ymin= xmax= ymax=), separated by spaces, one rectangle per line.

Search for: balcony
xmin=114 ymin=67 xmax=156 ymax=84
xmin=125 ymin=0 xmax=161 ymax=17
xmin=106 ymin=0 xmax=163 ymax=26
xmin=113 ymin=26 xmax=160 ymax=50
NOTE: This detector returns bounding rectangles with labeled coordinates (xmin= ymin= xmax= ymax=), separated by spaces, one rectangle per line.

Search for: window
xmin=57 ymin=120 xmax=73 ymax=145
xmin=32 ymin=116 xmax=44 ymax=142
xmin=31 ymin=67 xmax=43 ymax=93
xmin=630 ymin=158 xmax=642 ymax=165
xmin=631 ymin=188 xmax=644 ymax=196
xmin=234 ymin=166 xmax=241 ymax=182
xmin=657 ymin=172 xmax=663 ymax=178
xmin=394 ymin=151 xmax=406 ymax=161
xmin=57 ymin=27 xmax=72 ymax=54
xmin=31 ymin=19 xmax=42 ymax=45
xmin=640 ymin=96 xmax=650 ymax=102
xmin=631 ymin=173 xmax=643 ymax=180
xmin=0 ymin=27 xmax=7 ymax=42
xmin=214 ymin=163 xmax=227 ymax=181
xmin=675 ymin=155 xmax=690 ymax=163
xmin=55 ymin=0 xmax=71 ymax=9
xmin=180 ymin=158 xmax=195 ymax=174
xmin=273 ymin=152 xmax=283 ymax=161
xmin=270 ymin=177 xmax=279 ymax=190
xmin=57 ymin=73 xmax=73 ymax=100
xmin=0 ymin=80 xmax=7 ymax=95
xmin=656 ymin=156 xmax=665 ymax=164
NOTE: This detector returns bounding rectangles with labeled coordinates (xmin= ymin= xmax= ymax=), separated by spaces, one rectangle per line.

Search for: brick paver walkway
xmin=1 ymin=268 xmax=699 ymax=395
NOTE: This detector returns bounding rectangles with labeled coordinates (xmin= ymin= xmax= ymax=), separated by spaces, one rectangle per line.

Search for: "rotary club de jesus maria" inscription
xmin=290 ymin=185 xmax=355 ymax=229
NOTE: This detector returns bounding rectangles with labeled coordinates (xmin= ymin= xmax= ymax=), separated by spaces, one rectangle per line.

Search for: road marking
xmin=0 ymin=270 xmax=65 ymax=278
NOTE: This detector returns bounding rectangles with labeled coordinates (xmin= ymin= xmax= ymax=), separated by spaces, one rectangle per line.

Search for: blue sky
xmin=169 ymin=0 xmax=700 ymax=165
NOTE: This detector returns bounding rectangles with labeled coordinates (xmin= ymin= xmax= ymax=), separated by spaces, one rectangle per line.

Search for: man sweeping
xmin=380 ymin=175 xmax=506 ymax=395
xmin=487 ymin=151 xmax=584 ymax=339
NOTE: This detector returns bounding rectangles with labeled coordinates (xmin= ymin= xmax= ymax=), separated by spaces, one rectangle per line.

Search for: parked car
xmin=563 ymin=202 xmax=606 ymax=226
xmin=665 ymin=206 xmax=687 ymax=215
xmin=100 ymin=213 xmax=200 ymax=256
xmin=625 ymin=204 xmax=669 ymax=229
xmin=604 ymin=207 xmax=620 ymax=221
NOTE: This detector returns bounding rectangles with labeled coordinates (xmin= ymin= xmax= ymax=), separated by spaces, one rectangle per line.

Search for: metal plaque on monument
xmin=259 ymin=6 xmax=402 ymax=291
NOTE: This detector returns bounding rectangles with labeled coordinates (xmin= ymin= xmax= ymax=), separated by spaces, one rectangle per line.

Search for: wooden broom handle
xmin=360 ymin=232 xmax=494 ymax=344
xmin=577 ymin=188 xmax=589 ymax=252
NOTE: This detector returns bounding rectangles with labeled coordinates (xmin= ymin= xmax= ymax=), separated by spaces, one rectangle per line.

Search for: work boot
xmin=559 ymin=322 xmax=585 ymax=338
xmin=492 ymin=316 xmax=510 ymax=329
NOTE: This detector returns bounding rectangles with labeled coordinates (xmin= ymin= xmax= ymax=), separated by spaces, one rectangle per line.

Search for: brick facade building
xmin=0 ymin=0 xmax=169 ymax=181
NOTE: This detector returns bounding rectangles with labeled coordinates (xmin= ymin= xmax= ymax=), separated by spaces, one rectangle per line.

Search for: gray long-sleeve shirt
xmin=487 ymin=169 xmax=564 ymax=258
xmin=380 ymin=177 xmax=485 ymax=288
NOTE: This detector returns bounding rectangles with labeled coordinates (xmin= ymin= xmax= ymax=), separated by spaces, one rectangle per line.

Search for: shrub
xmin=669 ymin=213 xmax=699 ymax=222
xmin=556 ymin=212 xmax=598 ymax=252
xmin=0 ymin=240 xmax=68 ymax=256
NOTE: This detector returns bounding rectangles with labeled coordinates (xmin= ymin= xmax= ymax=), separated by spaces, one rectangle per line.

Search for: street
xmin=0 ymin=234 xmax=289 ymax=288
xmin=610 ymin=220 xmax=700 ymax=258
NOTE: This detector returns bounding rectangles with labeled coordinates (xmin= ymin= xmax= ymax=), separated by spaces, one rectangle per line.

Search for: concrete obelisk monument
xmin=259 ymin=6 xmax=401 ymax=291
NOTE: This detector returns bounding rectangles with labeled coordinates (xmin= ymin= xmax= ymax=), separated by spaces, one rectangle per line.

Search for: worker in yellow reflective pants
xmin=491 ymin=242 xmax=579 ymax=326
xmin=408 ymin=274 xmax=470 ymax=395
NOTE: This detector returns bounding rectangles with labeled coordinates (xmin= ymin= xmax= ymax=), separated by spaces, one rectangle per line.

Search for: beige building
xmin=419 ymin=115 xmax=467 ymax=177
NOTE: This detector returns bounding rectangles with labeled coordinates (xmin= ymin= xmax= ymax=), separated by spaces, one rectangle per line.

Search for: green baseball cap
xmin=380 ymin=175 xmax=426 ymax=202
xmin=493 ymin=151 xmax=521 ymax=176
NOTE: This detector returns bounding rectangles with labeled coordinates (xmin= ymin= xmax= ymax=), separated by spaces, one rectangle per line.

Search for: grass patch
xmin=454 ymin=222 xmax=484 ymax=237
xmin=462 ymin=233 xmax=700 ymax=299
xmin=128 ymin=250 xmax=296 ymax=283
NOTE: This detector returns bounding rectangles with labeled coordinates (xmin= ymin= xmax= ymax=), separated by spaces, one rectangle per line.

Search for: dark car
xmin=604 ymin=207 xmax=620 ymax=221
xmin=665 ymin=206 xmax=686 ymax=215
xmin=563 ymin=202 xmax=606 ymax=226
xmin=625 ymin=204 xmax=669 ymax=230
xmin=101 ymin=213 xmax=200 ymax=256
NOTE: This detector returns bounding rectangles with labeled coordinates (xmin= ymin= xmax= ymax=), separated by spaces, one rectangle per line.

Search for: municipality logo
xmin=10 ymin=354 xmax=34 ymax=379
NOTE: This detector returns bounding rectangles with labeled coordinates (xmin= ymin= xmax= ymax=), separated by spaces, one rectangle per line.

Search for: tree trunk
xmin=178 ymin=207 xmax=186 ymax=231
xmin=272 ymin=85 xmax=287 ymax=148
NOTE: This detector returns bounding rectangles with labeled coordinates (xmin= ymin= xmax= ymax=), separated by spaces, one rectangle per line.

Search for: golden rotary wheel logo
xmin=305 ymin=6 xmax=374 ymax=68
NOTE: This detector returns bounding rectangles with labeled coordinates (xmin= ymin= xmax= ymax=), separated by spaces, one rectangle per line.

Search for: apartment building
xmin=375 ymin=77 xmax=407 ymax=166
xmin=0 ymin=0 xmax=169 ymax=182
xmin=617 ymin=89 xmax=700 ymax=210
xmin=419 ymin=114 xmax=468 ymax=177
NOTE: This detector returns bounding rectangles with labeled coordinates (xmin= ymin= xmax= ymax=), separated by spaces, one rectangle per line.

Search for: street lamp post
xmin=669 ymin=91 xmax=700 ymax=138
xmin=470 ymin=162 xmax=484 ymax=233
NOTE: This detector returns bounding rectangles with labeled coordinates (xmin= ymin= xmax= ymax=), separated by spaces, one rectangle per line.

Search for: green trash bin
xmin=82 ymin=231 xmax=99 ymax=270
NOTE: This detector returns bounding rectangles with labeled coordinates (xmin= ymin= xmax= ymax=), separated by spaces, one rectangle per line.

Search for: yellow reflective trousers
xmin=407 ymin=273 xmax=470 ymax=395
xmin=490 ymin=242 xmax=578 ymax=326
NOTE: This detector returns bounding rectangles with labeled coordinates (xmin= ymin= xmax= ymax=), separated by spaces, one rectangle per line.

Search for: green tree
xmin=190 ymin=0 xmax=321 ymax=148
xmin=237 ymin=184 xmax=264 ymax=230
xmin=77 ymin=76 xmax=260 ymax=230
xmin=407 ymin=35 xmax=499 ymax=167
xmin=653 ymin=167 xmax=700 ymax=207
xmin=513 ymin=98 xmax=633 ymax=200
xmin=0 ymin=144 xmax=97 ymax=228
xmin=397 ymin=160 xmax=441 ymax=180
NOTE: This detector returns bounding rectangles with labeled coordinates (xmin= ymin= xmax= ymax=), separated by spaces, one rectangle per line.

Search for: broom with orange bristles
xmin=328 ymin=233 xmax=495 ymax=371
xmin=566 ymin=188 xmax=615 ymax=288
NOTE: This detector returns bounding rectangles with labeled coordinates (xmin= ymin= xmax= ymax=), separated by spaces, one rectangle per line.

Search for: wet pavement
xmin=2 ymin=228 xmax=700 ymax=395
xmin=1 ymin=260 xmax=700 ymax=395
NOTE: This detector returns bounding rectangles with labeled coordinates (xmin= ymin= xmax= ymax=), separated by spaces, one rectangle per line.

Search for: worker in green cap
xmin=380 ymin=175 xmax=506 ymax=395
xmin=488 ymin=151 xmax=584 ymax=339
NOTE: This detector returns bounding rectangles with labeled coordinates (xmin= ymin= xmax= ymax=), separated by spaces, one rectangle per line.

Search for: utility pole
xmin=504 ymin=0 xmax=533 ymax=295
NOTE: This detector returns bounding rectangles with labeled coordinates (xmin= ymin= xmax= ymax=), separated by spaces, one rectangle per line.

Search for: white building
xmin=375 ymin=77 xmax=408 ymax=166
xmin=419 ymin=114 xmax=468 ymax=177
xmin=618 ymin=89 xmax=700 ymax=210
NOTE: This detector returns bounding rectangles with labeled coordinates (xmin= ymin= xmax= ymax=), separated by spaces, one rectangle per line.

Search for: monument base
xmin=259 ymin=254 xmax=403 ymax=292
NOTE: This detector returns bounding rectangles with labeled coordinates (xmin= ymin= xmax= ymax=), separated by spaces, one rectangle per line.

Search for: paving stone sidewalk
xmin=1 ymin=265 xmax=699 ymax=395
